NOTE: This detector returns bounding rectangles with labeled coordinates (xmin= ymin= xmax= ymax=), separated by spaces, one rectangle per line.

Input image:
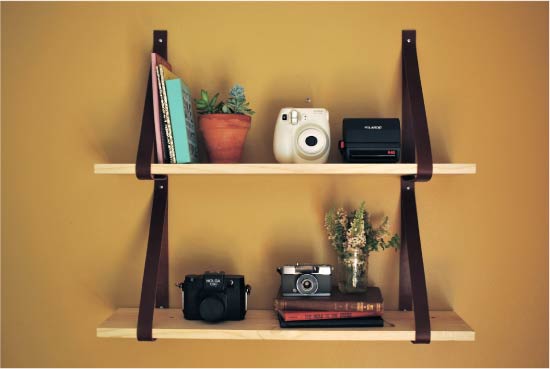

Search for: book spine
xmin=181 ymin=87 xmax=199 ymax=163
xmin=156 ymin=66 xmax=177 ymax=163
xmin=279 ymin=310 xmax=380 ymax=321
xmin=151 ymin=55 xmax=165 ymax=163
xmin=165 ymin=79 xmax=189 ymax=163
xmin=153 ymin=66 xmax=170 ymax=163
xmin=273 ymin=299 xmax=384 ymax=313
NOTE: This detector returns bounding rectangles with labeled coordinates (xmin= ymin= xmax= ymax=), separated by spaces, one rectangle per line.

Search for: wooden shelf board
xmin=94 ymin=163 xmax=476 ymax=175
xmin=97 ymin=308 xmax=475 ymax=341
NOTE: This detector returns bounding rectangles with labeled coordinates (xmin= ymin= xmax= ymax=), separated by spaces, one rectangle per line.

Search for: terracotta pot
xmin=199 ymin=114 xmax=251 ymax=163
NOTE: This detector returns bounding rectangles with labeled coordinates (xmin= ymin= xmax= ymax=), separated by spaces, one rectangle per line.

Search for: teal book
xmin=165 ymin=78 xmax=199 ymax=163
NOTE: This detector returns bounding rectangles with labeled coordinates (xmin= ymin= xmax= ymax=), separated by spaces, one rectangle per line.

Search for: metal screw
xmin=158 ymin=38 xmax=163 ymax=43
xmin=305 ymin=97 xmax=312 ymax=103
xmin=159 ymin=306 xmax=165 ymax=309
xmin=406 ymin=38 xmax=411 ymax=43
xmin=406 ymin=186 xmax=410 ymax=190
xmin=159 ymin=185 xmax=164 ymax=189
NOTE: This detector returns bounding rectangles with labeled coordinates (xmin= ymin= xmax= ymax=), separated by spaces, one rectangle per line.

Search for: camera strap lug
xmin=245 ymin=284 xmax=251 ymax=311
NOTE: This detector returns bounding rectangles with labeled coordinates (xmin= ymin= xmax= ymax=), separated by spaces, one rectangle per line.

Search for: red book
xmin=278 ymin=310 xmax=380 ymax=322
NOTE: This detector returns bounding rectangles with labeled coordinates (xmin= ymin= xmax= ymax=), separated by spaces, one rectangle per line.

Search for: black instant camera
xmin=339 ymin=118 xmax=401 ymax=163
xmin=277 ymin=263 xmax=332 ymax=297
xmin=177 ymin=272 xmax=251 ymax=322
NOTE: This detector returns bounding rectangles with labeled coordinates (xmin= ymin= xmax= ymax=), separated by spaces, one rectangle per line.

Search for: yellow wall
xmin=1 ymin=1 xmax=548 ymax=367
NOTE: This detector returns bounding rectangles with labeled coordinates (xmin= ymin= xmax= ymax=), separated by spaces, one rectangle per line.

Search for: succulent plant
xmin=194 ymin=84 xmax=255 ymax=116
xmin=195 ymin=90 xmax=223 ymax=115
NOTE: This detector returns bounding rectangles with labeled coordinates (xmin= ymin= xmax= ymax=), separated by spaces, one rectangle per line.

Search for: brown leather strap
xmin=401 ymin=181 xmax=431 ymax=343
xmin=399 ymin=30 xmax=415 ymax=312
xmin=402 ymin=30 xmax=433 ymax=182
xmin=136 ymin=30 xmax=170 ymax=341
xmin=136 ymin=30 xmax=168 ymax=180
xmin=156 ymin=193 xmax=169 ymax=308
xmin=137 ymin=178 xmax=169 ymax=341
xmin=399 ymin=30 xmax=432 ymax=344
xmin=135 ymin=69 xmax=155 ymax=180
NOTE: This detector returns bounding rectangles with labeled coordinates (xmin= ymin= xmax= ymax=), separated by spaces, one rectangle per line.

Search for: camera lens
xmin=305 ymin=136 xmax=318 ymax=147
xmin=296 ymin=274 xmax=319 ymax=295
xmin=199 ymin=296 xmax=226 ymax=322
xmin=296 ymin=128 xmax=328 ymax=158
xmin=282 ymin=114 xmax=288 ymax=121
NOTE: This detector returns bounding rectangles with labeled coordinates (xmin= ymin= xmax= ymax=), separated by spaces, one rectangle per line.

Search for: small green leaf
xmin=211 ymin=93 xmax=219 ymax=104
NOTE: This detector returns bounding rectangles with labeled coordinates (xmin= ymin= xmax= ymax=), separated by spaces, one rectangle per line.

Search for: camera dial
xmin=199 ymin=296 xmax=226 ymax=322
xmin=296 ymin=273 xmax=319 ymax=295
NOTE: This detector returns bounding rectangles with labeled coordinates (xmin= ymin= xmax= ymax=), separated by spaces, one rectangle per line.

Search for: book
xmin=156 ymin=65 xmax=177 ymax=163
xmin=273 ymin=287 xmax=383 ymax=313
xmin=151 ymin=53 xmax=172 ymax=163
xmin=278 ymin=310 xmax=380 ymax=322
xmin=165 ymin=78 xmax=199 ymax=163
xmin=277 ymin=314 xmax=384 ymax=328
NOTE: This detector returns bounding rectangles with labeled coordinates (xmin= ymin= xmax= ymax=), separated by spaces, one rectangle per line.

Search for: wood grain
xmin=94 ymin=163 xmax=477 ymax=175
xmin=97 ymin=309 xmax=475 ymax=341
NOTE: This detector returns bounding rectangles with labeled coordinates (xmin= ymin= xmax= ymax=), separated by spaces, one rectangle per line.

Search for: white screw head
xmin=160 ymin=185 xmax=164 ymax=189
xmin=158 ymin=38 xmax=163 ymax=43
xmin=305 ymin=97 xmax=312 ymax=103
xmin=406 ymin=186 xmax=411 ymax=190
xmin=407 ymin=38 xmax=411 ymax=43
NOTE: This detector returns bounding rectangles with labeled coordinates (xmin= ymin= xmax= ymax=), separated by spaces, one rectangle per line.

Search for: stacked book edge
xmin=274 ymin=287 xmax=384 ymax=328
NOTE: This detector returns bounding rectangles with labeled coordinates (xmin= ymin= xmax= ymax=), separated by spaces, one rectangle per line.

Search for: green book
xmin=165 ymin=78 xmax=199 ymax=163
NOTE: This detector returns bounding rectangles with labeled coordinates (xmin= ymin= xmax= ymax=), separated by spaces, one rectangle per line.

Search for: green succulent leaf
xmin=194 ymin=85 xmax=254 ymax=116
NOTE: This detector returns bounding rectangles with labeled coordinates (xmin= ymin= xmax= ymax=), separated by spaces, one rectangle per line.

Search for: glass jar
xmin=338 ymin=248 xmax=368 ymax=293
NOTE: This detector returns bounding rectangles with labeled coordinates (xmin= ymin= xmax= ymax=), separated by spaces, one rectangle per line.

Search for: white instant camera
xmin=273 ymin=108 xmax=331 ymax=163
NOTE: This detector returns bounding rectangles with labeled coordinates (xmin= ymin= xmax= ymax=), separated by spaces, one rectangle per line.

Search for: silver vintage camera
xmin=277 ymin=263 xmax=332 ymax=297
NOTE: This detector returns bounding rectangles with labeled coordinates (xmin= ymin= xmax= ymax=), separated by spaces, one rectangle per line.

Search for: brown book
xmin=278 ymin=310 xmax=379 ymax=321
xmin=273 ymin=287 xmax=384 ymax=313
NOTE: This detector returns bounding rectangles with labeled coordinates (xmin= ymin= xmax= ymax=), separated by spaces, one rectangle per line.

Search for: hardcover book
xmin=278 ymin=310 xmax=380 ymax=322
xmin=277 ymin=314 xmax=384 ymax=328
xmin=151 ymin=53 xmax=172 ymax=163
xmin=273 ymin=287 xmax=383 ymax=313
xmin=156 ymin=65 xmax=178 ymax=163
xmin=165 ymin=78 xmax=199 ymax=163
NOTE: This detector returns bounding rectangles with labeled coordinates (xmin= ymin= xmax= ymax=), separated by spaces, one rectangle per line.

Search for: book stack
xmin=274 ymin=287 xmax=384 ymax=328
xmin=151 ymin=53 xmax=199 ymax=164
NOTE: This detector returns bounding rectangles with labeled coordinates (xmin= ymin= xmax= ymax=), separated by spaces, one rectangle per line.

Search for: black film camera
xmin=277 ymin=263 xmax=332 ymax=297
xmin=177 ymin=272 xmax=251 ymax=322
xmin=339 ymin=118 xmax=401 ymax=163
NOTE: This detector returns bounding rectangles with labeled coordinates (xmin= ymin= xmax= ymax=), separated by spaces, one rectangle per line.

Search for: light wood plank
xmin=94 ymin=163 xmax=476 ymax=175
xmin=97 ymin=308 xmax=475 ymax=341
